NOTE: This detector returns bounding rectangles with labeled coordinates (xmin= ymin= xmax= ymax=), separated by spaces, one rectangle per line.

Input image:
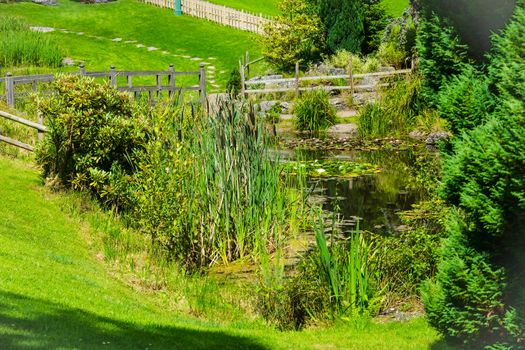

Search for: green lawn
xmin=0 ymin=0 xmax=262 ymax=86
xmin=0 ymin=155 xmax=448 ymax=349
xmin=207 ymin=0 xmax=280 ymax=16
xmin=383 ymin=0 xmax=409 ymax=17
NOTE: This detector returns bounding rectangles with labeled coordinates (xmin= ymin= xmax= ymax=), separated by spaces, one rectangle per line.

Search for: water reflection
xmin=279 ymin=148 xmax=430 ymax=235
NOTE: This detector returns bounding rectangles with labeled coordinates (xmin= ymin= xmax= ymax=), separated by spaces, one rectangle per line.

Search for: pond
xmin=277 ymin=147 xmax=433 ymax=236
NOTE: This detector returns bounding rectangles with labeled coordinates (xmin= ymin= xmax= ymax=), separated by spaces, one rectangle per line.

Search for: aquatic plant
xmin=294 ymin=89 xmax=336 ymax=132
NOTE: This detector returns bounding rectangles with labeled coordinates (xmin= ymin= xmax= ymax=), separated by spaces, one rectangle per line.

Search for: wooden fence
xmin=241 ymin=61 xmax=412 ymax=97
xmin=0 ymin=110 xmax=46 ymax=151
xmin=140 ymin=0 xmax=271 ymax=34
xmin=0 ymin=64 xmax=207 ymax=108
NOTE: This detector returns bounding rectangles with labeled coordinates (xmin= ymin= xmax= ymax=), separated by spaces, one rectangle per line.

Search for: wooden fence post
xmin=199 ymin=63 xmax=207 ymax=106
xmin=239 ymin=60 xmax=246 ymax=98
xmin=5 ymin=73 xmax=14 ymax=108
xmin=110 ymin=66 xmax=117 ymax=87
xmin=79 ymin=63 xmax=86 ymax=76
xmin=245 ymin=51 xmax=250 ymax=75
xmin=348 ymin=58 xmax=354 ymax=96
xmin=168 ymin=63 xmax=175 ymax=99
xmin=295 ymin=62 xmax=300 ymax=99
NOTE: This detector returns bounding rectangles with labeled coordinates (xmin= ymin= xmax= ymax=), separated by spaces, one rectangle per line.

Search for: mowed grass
xmin=206 ymin=0 xmax=280 ymax=16
xmin=0 ymin=0 xmax=262 ymax=86
xmin=0 ymin=155 xmax=448 ymax=349
xmin=382 ymin=0 xmax=409 ymax=17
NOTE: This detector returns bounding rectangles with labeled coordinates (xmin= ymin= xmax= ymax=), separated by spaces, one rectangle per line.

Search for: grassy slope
xmin=0 ymin=0 xmax=261 ymax=85
xmin=201 ymin=0 xmax=409 ymax=18
xmin=0 ymin=156 xmax=446 ymax=349
xmin=207 ymin=0 xmax=280 ymax=16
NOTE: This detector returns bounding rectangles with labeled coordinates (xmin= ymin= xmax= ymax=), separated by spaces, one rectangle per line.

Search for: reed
xmin=0 ymin=15 xmax=62 ymax=68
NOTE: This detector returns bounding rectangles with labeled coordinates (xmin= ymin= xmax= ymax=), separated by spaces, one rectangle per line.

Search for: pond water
xmin=277 ymin=147 xmax=431 ymax=236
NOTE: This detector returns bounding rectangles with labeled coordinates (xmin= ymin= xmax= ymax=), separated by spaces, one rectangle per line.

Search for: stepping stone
xmin=327 ymin=123 xmax=359 ymax=138
xmin=112 ymin=37 xmax=122 ymax=42
xmin=182 ymin=55 xmax=191 ymax=58
xmin=62 ymin=57 xmax=75 ymax=66
xmin=76 ymin=32 xmax=84 ymax=35
xmin=147 ymin=47 xmax=158 ymax=51
xmin=191 ymin=57 xmax=202 ymax=61
xmin=208 ymin=57 xmax=216 ymax=60
xmin=207 ymin=66 xmax=216 ymax=70
xmin=162 ymin=51 xmax=169 ymax=54
xmin=211 ymin=84 xmax=220 ymax=88
xmin=136 ymin=44 xmax=145 ymax=48
xmin=124 ymin=40 xmax=137 ymax=44
xmin=337 ymin=110 xmax=358 ymax=118
xmin=30 ymin=26 xmax=55 ymax=33
xmin=202 ymin=62 xmax=210 ymax=65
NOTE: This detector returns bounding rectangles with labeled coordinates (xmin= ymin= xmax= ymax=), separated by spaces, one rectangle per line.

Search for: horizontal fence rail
xmin=140 ymin=0 xmax=271 ymax=34
xmin=0 ymin=64 xmax=207 ymax=108
xmin=241 ymin=59 xmax=412 ymax=97
xmin=0 ymin=110 xmax=46 ymax=151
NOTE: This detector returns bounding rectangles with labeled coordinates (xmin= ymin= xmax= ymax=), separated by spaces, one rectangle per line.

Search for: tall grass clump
xmin=294 ymin=89 xmax=336 ymax=132
xmin=0 ymin=15 xmax=62 ymax=68
xmin=358 ymin=74 xmax=422 ymax=138
xmin=134 ymin=101 xmax=304 ymax=269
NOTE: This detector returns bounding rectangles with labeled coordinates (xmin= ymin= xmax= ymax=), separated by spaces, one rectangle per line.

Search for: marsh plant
xmin=134 ymin=101 xmax=305 ymax=269
xmin=294 ymin=89 xmax=336 ymax=132
xmin=0 ymin=16 xmax=62 ymax=68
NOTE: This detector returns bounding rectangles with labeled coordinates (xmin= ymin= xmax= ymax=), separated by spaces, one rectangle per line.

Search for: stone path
xmin=29 ymin=26 xmax=223 ymax=90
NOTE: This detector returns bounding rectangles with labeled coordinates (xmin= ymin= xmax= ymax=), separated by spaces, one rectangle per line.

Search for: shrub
xmin=261 ymin=0 xmax=324 ymax=71
xmin=0 ymin=15 xmax=62 ymax=68
xmin=378 ymin=8 xmax=416 ymax=69
xmin=35 ymin=75 xmax=147 ymax=208
xmin=294 ymin=89 xmax=336 ymax=132
xmin=324 ymin=50 xmax=380 ymax=73
xmin=226 ymin=67 xmax=241 ymax=96
xmin=436 ymin=64 xmax=495 ymax=134
xmin=416 ymin=13 xmax=470 ymax=105
xmin=422 ymin=4 xmax=525 ymax=347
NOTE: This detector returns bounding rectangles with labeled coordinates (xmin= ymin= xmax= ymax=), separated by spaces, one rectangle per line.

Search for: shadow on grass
xmin=0 ymin=291 xmax=268 ymax=350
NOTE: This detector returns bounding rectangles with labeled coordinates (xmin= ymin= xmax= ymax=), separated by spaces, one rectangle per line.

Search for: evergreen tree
xmin=422 ymin=3 xmax=525 ymax=347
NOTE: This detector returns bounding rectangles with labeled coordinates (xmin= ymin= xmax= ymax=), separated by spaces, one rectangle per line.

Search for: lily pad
xmin=282 ymin=159 xmax=381 ymax=178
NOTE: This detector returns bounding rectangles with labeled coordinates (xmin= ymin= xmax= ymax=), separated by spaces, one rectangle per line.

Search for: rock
xmin=258 ymin=100 xmax=278 ymax=113
xmin=32 ymin=0 xmax=57 ymax=5
xmin=327 ymin=123 xmax=359 ymax=138
xmin=426 ymin=132 xmax=452 ymax=145
xmin=409 ymin=130 xmax=426 ymax=141
xmin=312 ymin=64 xmax=346 ymax=76
xmin=330 ymin=97 xmax=348 ymax=111
xmin=30 ymin=26 xmax=55 ymax=33
xmin=61 ymin=57 xmax=75 ymax=66
xmin=280 ymin=102 xmax=291 ymax=113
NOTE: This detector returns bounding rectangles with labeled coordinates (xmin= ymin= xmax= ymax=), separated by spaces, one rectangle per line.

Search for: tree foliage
xmin=261 ymin=0 xmax=324 ymax=71
xmin=422 ymin=3 xmax=525 ymax=347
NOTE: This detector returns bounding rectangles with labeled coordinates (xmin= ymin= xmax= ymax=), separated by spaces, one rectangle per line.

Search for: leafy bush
xmin=324 ymin=50 xmax=380 ymax=73
xmin=261 ymin=0 xmax=324 ymax=71
xmin=436 ymin=65 xmax=495 ymax=134
xmin=378 ymin=8 xmax=416 ymax=69
xmin=0 ymin=15 xmax=62 ymax=68
xmin=36 ymin=75 xmax=147 ymax=208
xmin=226 ymin=67 xmax=241 ymax=96
xmin=294 ymin=89 xmax=336 ymax=132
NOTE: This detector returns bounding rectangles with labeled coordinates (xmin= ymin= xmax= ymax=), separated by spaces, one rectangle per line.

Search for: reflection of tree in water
xmin=305 ymin=150 xmax=430 ymax=235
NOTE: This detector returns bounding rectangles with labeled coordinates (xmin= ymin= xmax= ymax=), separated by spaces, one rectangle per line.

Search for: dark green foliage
xmin=416 ymin=0 xmax=515 ymax=60
xmin=415 ymin=13 xmax=469 ymax=104
xmin=36 ymin=75 xmax=146 ymax=208
xmin=436 ymin=65 xmax=495 ymax=134
xmin=294 ymin=89 xmax=336 ymax=132
xmin=226 ymin=67 xmax=241 ymax=96
xmin=311 ymin=0 xmax=387 ymax=54
xmin=422 ymin=3 xmax=525 ymax=347
xmin=380 ymin=8 xmax=417 ymax=68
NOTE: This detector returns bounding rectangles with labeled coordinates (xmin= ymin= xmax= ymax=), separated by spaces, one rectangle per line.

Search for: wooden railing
xmin=0 ymin=64 xmax=207 ymax=108
xmin=241 ymin=61 xmax=412 ymax=97
xmin=0 ymin=110 xmax=46 ymax=151
xmin=140 ymin=0 xmax=271 ymax=34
